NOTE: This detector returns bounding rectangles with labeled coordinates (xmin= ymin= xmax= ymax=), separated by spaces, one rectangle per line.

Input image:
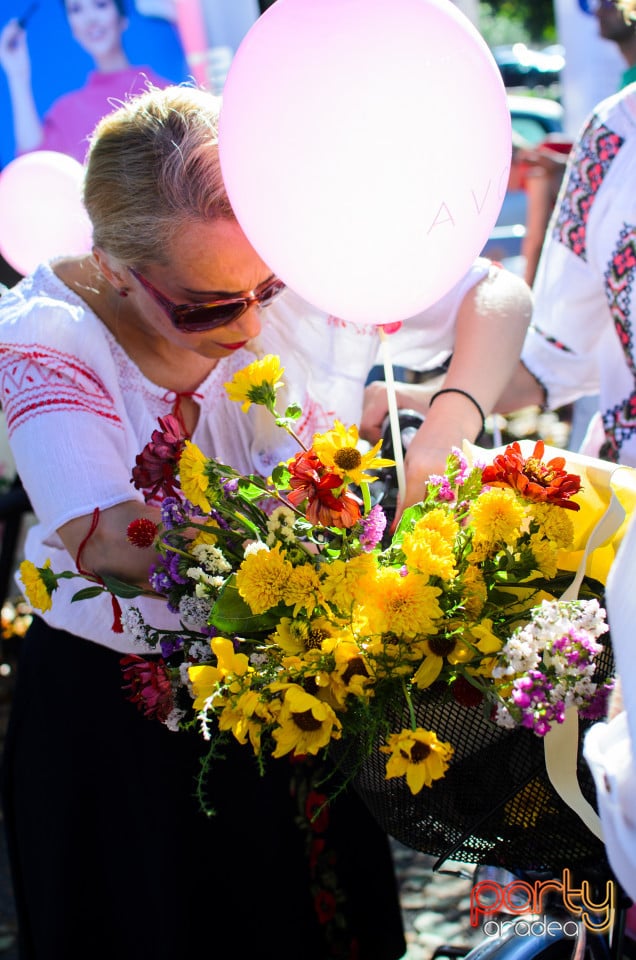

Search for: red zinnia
xmin=131 ymin=414 xmax=187 ymax=502
xmin=481 ymin=440 xmax=581 ymax=511
xmin=287 ymin=450 xmax=361 ymax=529
xmin=120 ymin=654 xmax=173 ymax=722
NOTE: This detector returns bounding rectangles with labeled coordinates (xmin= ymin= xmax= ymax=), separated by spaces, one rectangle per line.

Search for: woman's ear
xmin=92 ymin=247 xmax=128 ymax=291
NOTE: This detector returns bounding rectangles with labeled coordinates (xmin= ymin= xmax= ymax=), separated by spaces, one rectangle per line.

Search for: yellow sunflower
xmin=179 ymin=441 xmax=212 ymax=512
xmin=217 ymin=689 xmax=279 ymax=753
xmin=412 ymin=631 xmax=475 ymax=689
xmin=271 ymin=685 xmax=342 ymax=757
xmin=188 ymin=663 xmax=224 ymax=711
xmin=312 ymin=420 xmax=394 ymax=484
xmin=381 ymin=727 xmax=454 ymax=794
xmin=224 ymin=354 xmax=284 ymax=412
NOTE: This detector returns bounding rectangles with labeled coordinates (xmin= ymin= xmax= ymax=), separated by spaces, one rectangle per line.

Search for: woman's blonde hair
xmin=84 ymin=84 xmax=235 ymax=266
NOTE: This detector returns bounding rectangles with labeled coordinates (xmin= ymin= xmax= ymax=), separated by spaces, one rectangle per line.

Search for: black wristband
xmin=428 ymin=387 xmax=486 ymax=437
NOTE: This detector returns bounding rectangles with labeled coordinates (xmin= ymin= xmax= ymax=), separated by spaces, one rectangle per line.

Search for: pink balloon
xmin=0 ymin=151 xmax=92 ymax=276
xmin=219 ymin=0 xmax=511 ymax=325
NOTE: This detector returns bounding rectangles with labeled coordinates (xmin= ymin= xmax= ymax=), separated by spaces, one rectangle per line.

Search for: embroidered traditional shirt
xmin=521 ymin=84 xmax=636 ymax=465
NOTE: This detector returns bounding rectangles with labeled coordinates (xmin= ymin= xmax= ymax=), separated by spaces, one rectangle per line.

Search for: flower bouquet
xmin=20 ymin=355 xmax=620 ymax=870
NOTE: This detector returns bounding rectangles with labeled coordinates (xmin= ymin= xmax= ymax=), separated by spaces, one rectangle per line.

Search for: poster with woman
xmin=0 ymin=0 xmax=189 ymax=168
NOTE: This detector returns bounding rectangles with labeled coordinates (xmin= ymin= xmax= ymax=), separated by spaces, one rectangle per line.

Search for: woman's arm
xmin=0 ymin=19 xmax=44 ymax=153
xmin=57 ymin=500 xmax=163 ymax=588
xmin=398 ymin=264 xmax=532 ymax=507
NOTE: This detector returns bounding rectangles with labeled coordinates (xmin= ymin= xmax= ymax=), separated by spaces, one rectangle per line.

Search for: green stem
xmin=402 ymin=679 xmax=417 ymax=731
xmin=361 ymin=481 xmax=372 ymax=516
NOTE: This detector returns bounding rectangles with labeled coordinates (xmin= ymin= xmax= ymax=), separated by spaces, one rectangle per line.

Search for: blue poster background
xmin=0 ymin=0 xmax=188 ymax=168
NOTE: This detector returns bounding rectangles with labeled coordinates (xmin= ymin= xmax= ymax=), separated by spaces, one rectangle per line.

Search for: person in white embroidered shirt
xmin=494 ymin=0 xmax=636 ymax=467
xmin=0 ymin=84 xmax=531 ymax=959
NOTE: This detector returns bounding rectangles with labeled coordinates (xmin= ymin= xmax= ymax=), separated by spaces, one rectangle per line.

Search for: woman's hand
xmin=0 ymin=19 xmax=31 ymax=83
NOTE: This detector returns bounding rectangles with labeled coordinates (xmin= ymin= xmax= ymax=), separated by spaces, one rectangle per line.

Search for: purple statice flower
xmin=149 ymin=563 xmax=174 ymax=595
xmin=160 ymin=635 xmax=185 ymax=658
xmin=222 ymin=478 xmax=239 ymax=495
xmin=580 ymin=679 xmax=615 ymax=721
xmin=161 ymin=496 xmax=189 ymax=530
xmin=359 ymin=504 xmax=387 ymax=551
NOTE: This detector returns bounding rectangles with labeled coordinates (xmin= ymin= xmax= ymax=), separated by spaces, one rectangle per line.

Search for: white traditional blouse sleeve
xmin=521 ymin=86 xmax=636 ymax=466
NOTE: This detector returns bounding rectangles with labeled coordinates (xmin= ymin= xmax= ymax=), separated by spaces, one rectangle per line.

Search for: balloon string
xmin=379 ymin=328 xmax=406 ymax=505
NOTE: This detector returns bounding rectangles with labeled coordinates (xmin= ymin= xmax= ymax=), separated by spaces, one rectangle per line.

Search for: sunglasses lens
xmin=258 ymin=278 xmax=286 ymax=307
xmin=175 ymin=301 xmax=247 ymax=332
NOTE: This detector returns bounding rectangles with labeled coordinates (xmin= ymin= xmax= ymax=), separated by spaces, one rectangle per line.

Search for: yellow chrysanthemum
xmin=471 ymin=488 xmax=525 ymax=550
xmin=320 ymin=552 xmax=378 ymax=612
xmin=311 ymin=420 xmax=394 ymax=484
xmin=224 ymin=354 xmax=284 ymax=412
xmin=282 ymin=563 xmax=323 ymax=616
xmin=529 ymin=501 xmax=574 ymax=549
xmin=19 ymin=559 xmax=54 ymax=612
xmin=529 ymin=533 xmax=559 ymax=579
xmin=179 ymin=441 xmax=212 ymax=512
xmin=402 ymin=520 xmax=457 ymax=581
xmin=380 ymin=727 xmax=454 ymax=794
xmin=271 ymin=685 xmax=342 ymax=758
xmin=461 ymin=565 xmax=487 ymax=617
xmin=235 ymin=543 xmax=292 ymax=614
xmin=361 ymin=568 xmax=442 ymax=638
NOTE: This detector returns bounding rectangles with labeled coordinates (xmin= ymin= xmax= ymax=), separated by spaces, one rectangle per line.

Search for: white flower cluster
xmin=178 ymin=596 xmax=214 ymax=632
xmin=491 ymin=598 xmax=610 ymax=736
xmin=120 ymin=606 xmax=152 ymax=645
xmin=265 ymin=506 xmax=297 ymax=546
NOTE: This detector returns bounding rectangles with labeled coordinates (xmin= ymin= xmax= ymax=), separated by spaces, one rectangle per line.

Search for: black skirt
xmin=1 ymin=618 xmax=406 ymax=960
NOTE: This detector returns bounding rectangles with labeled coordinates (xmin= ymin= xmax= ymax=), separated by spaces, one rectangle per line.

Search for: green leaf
xmin=282 ymin=402 xmax=302 ymax=421
xmin=209 ymin=577 xmax=281 ymax=635
xmin=100 ymin=574 xmax=146 ymax=599
xmin=71 ymin=585 xmax=107 ymax=602
xmin=271 ymin=464 xmax=291 ymax=486
xmin=390 ymin=503 xmax=424 ymax=546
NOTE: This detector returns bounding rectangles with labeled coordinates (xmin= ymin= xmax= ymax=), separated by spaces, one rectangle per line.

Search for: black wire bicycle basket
xmin=335 ymin=637 xmax=613 ymax=878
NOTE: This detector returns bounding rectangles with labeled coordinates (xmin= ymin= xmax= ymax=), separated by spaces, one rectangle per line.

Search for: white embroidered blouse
xmin=0 ymin=259 xmax=488 ymax=651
